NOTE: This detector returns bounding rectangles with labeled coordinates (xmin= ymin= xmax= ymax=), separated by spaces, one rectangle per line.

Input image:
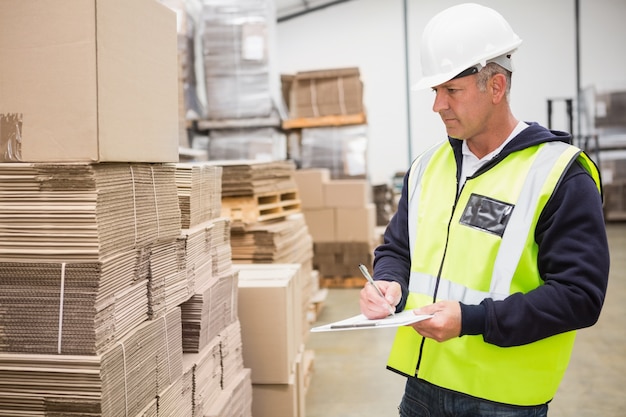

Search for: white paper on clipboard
xmin=310 ymin=309 xmax=433 ymax=332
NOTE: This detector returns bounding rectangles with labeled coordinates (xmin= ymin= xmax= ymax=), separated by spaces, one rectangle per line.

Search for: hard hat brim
xmin=411 ymin=43 xmax=522 ymax=91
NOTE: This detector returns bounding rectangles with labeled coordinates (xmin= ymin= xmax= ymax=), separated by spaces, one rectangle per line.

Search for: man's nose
xmin=432 ymin=91 xmax=448 ymax=113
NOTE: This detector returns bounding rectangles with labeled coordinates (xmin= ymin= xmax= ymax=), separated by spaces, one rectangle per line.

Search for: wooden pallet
xmin=604 ymin=182 xmax=626 ymax=222
xmin=282 ymin=112 xmax=367 ymax=129
xmin=221 ymin=188 xmax=301 ymax=224
xmin=195 ymin=112 xmax=282 ymax=130
xmin=319 ymin=275 xmax=367 ymax=289
xmin=301 ymin=348 xmax=316 ymax=395
xmin=307 ymin=288 xmax=329 ymax=324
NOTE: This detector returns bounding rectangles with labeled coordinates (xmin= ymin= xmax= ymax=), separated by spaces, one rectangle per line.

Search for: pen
xmin=330 ymin=322 xmax=379 ymax=330
xmin=358 ymin=264 xmax=395 ymax=316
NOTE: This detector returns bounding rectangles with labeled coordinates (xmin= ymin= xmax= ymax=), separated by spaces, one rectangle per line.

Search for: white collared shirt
xmin=459 ymin=121 xmax=529 ymax=192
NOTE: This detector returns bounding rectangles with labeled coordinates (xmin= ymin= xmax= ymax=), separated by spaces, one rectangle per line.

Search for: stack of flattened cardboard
xmin=179 ymin=216 xmax=237 ymax=353
xmin=287 ymin=67 xmax=364 ymax=119
xmin=0 ymin=163 xmax=182 ymax=355
xmin=181 ymin=265 xmax=238 ymax=354
xmin=219 ymin=159 xmax=298 ymax=197
xmin=204 ymin=321 xmax=252 ymax=417
xmin=98 ymin=308 xmax=183 ymax=417
xmin=210 ymin=217 xmax=233 ymax=277
xmin=219 ymin=320 xmax=245 ymax=390
xmin=180 ymin=222 xmax=215 ymax=294
xmin=0 ymin=257 xmax=142 ymax=354
xmin=0 ymin=308 xmax=183 ymax=417
xmin=147 ymin=238 xmax=188 ymax=319
xmin=229 ymin=214 xmax=313 ymax=264
xmin=180 ymin=365 xmax=195 ymax=416
xmin=0 ymin=163 xmax=181 ymax=262
xmin=175 ymin=163 xmax=223 ymax=229
xmin=183 ymin=336 xmax=222 ymax=417
xmin=174 ymin=160 xmax=253 ymax=415
xmin=156 ymin=377 xmax=190 ymax=417
xmin=207 ymin=368 xmax=252 ymax=417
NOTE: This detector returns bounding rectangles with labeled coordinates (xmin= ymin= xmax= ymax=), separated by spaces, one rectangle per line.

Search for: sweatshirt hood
xmin=448 ymin=122 xmax=573 ymax=160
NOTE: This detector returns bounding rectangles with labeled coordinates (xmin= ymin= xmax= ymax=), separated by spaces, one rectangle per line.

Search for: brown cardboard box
xmin=252 ymin=374 xmax=299 ymax=417
xmin=235 ymin=264 xmax=304 ymax=353
xmin=335 ymin=203 xmax=377 ymax=242
xmin=324 ymin=179 xmax=371 ymax=208
xmin=595 ymin=91 xmax=626 ymax=128
xmin=237 ymin=273 xmax=297 ymax=384
xmin=288 ymin=67 xmax=364 ymax=119
xmin=313 ymin=241 xmax=375 ymax=278
xmin=294 ymin=345 xmax=313 ymax=417
xmin=293 ymin=168 xmax=330 ymax=208
xmin=302 ymin=208 xmax=335 ymax=242
xmin=0 ymin=0 xmax=179 ymax=163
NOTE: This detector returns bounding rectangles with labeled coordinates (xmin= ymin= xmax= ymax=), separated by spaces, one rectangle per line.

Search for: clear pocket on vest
xmin=459 ymin=193 xmax=514 ymax=237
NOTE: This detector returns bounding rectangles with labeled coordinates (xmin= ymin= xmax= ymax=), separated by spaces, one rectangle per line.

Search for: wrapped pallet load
xmin=201 ymin=0 xmax=277 ymax=120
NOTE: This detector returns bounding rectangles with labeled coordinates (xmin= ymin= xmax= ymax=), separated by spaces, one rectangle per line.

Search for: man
xmin=359 ymin=3 xmax=610 ymax=416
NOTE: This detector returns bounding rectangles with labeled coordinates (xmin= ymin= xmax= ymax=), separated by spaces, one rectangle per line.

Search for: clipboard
xmin=310 ymin=309 xmax=433 ymax=332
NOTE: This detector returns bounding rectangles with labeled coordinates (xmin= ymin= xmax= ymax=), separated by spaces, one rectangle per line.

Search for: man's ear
xmin=490 ymin=73 xmax=507 ymax=104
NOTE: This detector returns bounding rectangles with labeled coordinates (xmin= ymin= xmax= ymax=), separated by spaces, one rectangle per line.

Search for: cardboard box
xmin=324 ymin=179 xmax=371 ymax=208
xmin=313 ymin=241 xmax=375 ymax=278
xmin=302 ymin=208 xmax=335 ymax=242
xmin=252 ymin=374 xmax=299 ymax=417
xmin=335 ymin=204 xmax=376 ymax=242
xmin=294 ymin=345 xmax=312 ymax=417
xmin=595 ymin=91 xmax=626 ymax=128
xmin=288 ymin=67 xmax=364 ymax=119
xmin=237 ymin=271 xmax=297 ymax=384
xmin=0 ymin=0 xmax=179 ymax=162
xmin=293 ymin=168 xmax=330 ymax=208
xmin=235 ymin=264 xmax=304 ymax=352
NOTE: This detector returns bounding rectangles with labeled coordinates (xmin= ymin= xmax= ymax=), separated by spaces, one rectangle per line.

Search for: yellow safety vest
xmin=386 ymin=141 xmax=601 ymax=406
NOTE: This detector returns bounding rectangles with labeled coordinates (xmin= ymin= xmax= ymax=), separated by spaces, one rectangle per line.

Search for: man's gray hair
xmin=477 ymin=62 xmax=512 ymax=100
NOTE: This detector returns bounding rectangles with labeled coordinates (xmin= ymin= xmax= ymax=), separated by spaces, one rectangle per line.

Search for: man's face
xmin=431 ymin=74 xmax=492 ymax=141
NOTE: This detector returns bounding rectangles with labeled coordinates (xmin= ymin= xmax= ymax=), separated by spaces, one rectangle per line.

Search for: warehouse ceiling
xmin=275 ymin=0 xmax=356 ymax=22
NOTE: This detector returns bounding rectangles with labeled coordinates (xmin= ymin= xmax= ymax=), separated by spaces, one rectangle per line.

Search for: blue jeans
xmin=399 ymin=377 xmax=549 ymax=417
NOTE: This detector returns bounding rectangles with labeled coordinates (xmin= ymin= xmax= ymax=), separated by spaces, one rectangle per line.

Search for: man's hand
xmin=359 ymin=280 xmax=402 ymax=319
xmin=410 ymin=301 xmax=462 ymax=342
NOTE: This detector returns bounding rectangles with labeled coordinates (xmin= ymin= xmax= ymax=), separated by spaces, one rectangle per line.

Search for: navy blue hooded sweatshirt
xmin=373 ymin=122 xmax=610 ymax=347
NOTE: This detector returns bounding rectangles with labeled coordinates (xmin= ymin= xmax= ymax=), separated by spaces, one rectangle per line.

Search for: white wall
xmin=276 ymin=0 xmax=626 ymax=184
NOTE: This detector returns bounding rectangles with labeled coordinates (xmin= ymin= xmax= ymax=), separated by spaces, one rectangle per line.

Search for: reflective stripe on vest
xmin=386 ymin=141 xmax=602 ymax=406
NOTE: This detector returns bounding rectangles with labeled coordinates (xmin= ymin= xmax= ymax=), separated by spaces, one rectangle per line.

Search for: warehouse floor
xmin=305 ymin=222 xmax=626 ymax=417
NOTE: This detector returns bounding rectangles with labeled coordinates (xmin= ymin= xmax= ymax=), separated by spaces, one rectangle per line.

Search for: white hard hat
xmin=412 ymin=3 xmax=523 ymax=90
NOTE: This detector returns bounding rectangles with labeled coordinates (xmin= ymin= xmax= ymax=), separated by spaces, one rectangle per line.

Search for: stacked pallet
xmin=211 ymin=160 xmax=316 ymax=417
xmin=0 ymin=161 xmax=255 ymax=417
xmin=0 ymin=163 xmax=181 ymax=355
xmin=0 ymin=163 xmax=187 ymax=416
xmin=175 ymin=162 xmax=252 ymax=416
xmin=293 ymin=168 xmax=378 ymax=288
xmin=0 ymin=308 xmax=183 ymax=417
xmin=200 ymin=0 xmax=274 ymax=120
xmin=282 ymin=67 xmax=369 ymax=180
xmin=219 ymin=159 xmax=302 ymax=225
xmin=195 ymin=0 xmax=287 ymax=165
